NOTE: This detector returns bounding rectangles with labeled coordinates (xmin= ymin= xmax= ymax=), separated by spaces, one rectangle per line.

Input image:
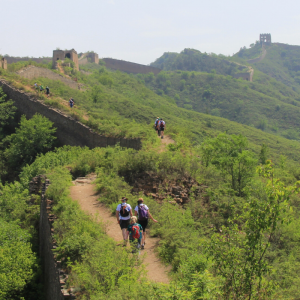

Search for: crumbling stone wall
xmin=0 ymin=79 xmax=141 ymax=150
xmin=31 ymin=176 xmax=75 ymax=299
xmin=103 ymin=58 xmax=161 ymax=75
xmin=4 ymin=56 xmax=52 ymax=64
xmin=247 ymin=46 xmax=267 ymax=64
xmin=233 ymin=72 xmax=253 ymax=82
xmin=16 ymin=66 xmax=81 ymax=90
xmin=0 ymin=58 xmax=7 ymax=69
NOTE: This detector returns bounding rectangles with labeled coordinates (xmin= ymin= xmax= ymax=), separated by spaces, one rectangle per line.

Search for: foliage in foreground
xmin=17 ymin=132 xmax=300 ymax=298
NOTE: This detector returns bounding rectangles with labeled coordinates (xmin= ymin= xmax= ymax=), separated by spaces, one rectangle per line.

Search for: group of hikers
xmin=33 ymin=82 xmax=75 ymax=108
xmin=154 ymin=117 xmax=166 ymax=139
xmin=34 ymin=82 xmax=50 ymax=98
xmin=116 ymin=197 xmax=157 ymax=251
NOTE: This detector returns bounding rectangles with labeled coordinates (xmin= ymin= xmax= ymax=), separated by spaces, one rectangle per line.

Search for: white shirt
xmin=116 ymin=203 xmax=132 ymax=220
xmin=134 ymin=204 xmax=149 ymax=219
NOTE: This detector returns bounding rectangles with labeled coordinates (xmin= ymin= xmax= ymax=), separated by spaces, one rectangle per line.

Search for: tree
xmin=0 ymin=87 xmax=16 ymax=135
xmin=3 ymin=114 xmax=56 ymax=173
xmin=0 ymin=220 xmax=35 ymax=299
xmin=201 ymin=134 xmax=257 ymax=195
xmin=259 ymin=144 xmax=269 ymax=165
xmin=208 ymin=161 xmax=300 ymax=299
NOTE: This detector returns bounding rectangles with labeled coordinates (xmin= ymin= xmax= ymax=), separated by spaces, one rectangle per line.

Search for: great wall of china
xmin=0 ymin=80 xmax=142 ymax=150
xmin=0 ymin=35 xmax=271 ymax=298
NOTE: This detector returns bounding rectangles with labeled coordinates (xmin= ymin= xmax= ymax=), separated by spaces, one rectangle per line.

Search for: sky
xmin=1 ymin=0 xmax=300 ymax=65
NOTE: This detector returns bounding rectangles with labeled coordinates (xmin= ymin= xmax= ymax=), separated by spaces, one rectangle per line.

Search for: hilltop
xmin=145 ymin=45 xmax=300 ymax=141
xmin=150 ymin=48 xmax=243 ymax=76
xmin=233 ymin=42 xmax=300 ymax=93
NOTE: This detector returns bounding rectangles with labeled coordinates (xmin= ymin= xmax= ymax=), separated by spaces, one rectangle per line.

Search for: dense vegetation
xmin=138 ymin=69 xmax=300 ymax=141
xmin=150 ymin=48 xmax=242 ymax=76
xmin=14 ymin=133 xmax=300 ymax=299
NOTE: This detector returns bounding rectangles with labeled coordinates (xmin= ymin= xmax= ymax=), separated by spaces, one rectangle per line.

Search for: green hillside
xmin=2 ymin=54 xmax=300 ymax=298
xmin=138 ymin=69 xmax=300 ymax=140
xmin=150 ymin=48 xmax=243 ymax=75
xmin=234 ymin=42 xmax=300 ymax=93
xmin=2 ymin=62 xmax=300 ymax=163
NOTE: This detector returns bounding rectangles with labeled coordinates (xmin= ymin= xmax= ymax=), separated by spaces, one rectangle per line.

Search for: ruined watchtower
xmin=260 ymin=33 xmax=271 ymax=45
xmin=87 ymin=52 xmax=99 ymax=64
xmin=52 ymin=49 xmax=79 ymax=71
xmin=0 ymin=57 xmax=7 ymax=70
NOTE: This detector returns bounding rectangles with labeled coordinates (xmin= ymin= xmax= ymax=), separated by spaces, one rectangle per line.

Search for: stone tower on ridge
xmin=259 ymin=33 xmax=271 ymax=45
xmin=52 ymin=49 xmax=79 ymax=71
xmin=0 ymin=57 xmax=7 ymax=69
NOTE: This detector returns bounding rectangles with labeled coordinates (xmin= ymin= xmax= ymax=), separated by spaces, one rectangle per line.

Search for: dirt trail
xmin=158 ymin=135 xmax=175 ymax=153
xmin=70 ymin=177 xmax=171 ymax=284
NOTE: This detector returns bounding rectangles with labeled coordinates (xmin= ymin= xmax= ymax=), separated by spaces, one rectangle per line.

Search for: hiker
xmin=158 ymin=118 xmax=165 ymax=139
xmin=154 ymin=117 xmax=159 ymax=132
xmin=69 ymin=98 xmax=74 ymax=108
xmin=39 ymin=84 xmax=44 ymax=94
xmin=116 ymin=197 xmax=133 ymax=244
xmin=127 ymin=216 xmax=143 ymax=252
xmin=134 ymin=198 xmax=157 ymax=249
xmin=45 ymin=86 xmax=50 ymax=98
xmin=156 ymin=118 xmax=161 ymax=136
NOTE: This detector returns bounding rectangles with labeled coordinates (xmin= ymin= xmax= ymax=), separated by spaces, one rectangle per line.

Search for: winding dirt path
xmin=70 ymin=177 xmax=171 ymax=284
xmin=158 ymin=135 xmax=175 ymax=153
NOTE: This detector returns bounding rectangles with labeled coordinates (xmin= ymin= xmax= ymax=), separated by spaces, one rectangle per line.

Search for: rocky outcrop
xmin=130 ymin=172 xmax=207 ymax=205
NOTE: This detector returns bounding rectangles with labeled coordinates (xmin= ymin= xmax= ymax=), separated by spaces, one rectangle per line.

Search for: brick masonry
xmin=0 ymin=79 xmax=141 ymax=150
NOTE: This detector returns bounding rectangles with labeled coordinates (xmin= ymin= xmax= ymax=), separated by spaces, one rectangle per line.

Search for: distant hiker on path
xmin=69 ymin=98 xmax=74 ymax=108
xmin=127 ymin=216 xmax=143 ymax=252
xmin=46 ymin=86 xmax=50 ymax=98
xmin=116 ymin=197 xmax=133 ymax=245
xmin=158 ymin=118 xmax=165 ymax=139
xmin=134 ymin=198 xmax=157 ymax=249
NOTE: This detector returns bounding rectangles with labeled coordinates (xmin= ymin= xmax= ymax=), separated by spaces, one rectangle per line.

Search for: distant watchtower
xmin=0 ymin=57 xmax=7 ymax=70
xmin=52 ymin=49 xmax=79 ymax=71
xmin=260 ymin=33 xmax=271 ymax=45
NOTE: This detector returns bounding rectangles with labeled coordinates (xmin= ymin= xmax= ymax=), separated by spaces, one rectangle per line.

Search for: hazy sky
xmin=1 ymin=0 xmax=300 ymax=64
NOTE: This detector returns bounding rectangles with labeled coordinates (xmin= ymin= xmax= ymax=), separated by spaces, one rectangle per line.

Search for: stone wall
xmin=0 ymin=79 xmax=141 ymax=150
xmin=233 ymin=72 xmax=253 ymax=82
xmin=31 ymin=176 xmax=75 ymax=299
xmin=247 ymin=46 xmax=267 ymax=64
xmin=16 ymin=66 xmax=81 ymax=90
xmin=103 ymin=58 xmax=161 ymax=75
xmin=5 ymin=57 xmax=52 ymax=64
xmin=78 ymin=57 xmax=88 ymax=65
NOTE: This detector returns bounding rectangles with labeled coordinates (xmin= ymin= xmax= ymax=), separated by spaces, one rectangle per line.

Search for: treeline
xmin=150 ymin=48 xmax=239 ymax=75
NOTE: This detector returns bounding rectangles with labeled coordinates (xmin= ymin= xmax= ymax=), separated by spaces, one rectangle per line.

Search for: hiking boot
xmin=161 ymin=136 xmax=164 ymax=139
xmin=141 ymin=244 xmax=144 ymax=249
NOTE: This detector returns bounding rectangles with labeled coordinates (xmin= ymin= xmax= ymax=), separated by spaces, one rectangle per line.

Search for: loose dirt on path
xmin=158 ymin=135 xmax=175 ymax=153
xmin=70 ymin=176 xmax=171 ymax=284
